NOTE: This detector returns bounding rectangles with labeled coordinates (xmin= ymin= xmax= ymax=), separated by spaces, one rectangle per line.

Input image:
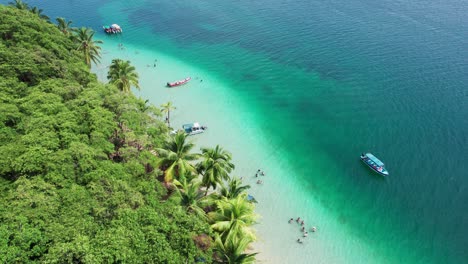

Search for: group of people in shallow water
xmin=288 ymin=217 xmax=317 ymax=244
xmin=255 ymin=169 xmax=266 ymax=184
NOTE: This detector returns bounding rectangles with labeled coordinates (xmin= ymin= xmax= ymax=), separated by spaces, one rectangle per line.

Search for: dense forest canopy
xmin=0 ymin=4 xmax=257 ymax=263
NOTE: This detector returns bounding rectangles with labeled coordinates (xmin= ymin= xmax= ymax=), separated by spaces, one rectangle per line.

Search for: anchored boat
xmin=360 ymin=153 xmax=389 ymax=176
xmin=167 ymin=77 xmax=191 ymax=87
xmin=182 ymin=122 xmax=207 ymax=136
xmin=103 ymin=24 xmax=122 ymax=34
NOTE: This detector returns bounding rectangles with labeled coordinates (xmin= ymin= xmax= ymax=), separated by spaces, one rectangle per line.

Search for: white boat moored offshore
xmin=182 ymin=122 xmax=207 ymax=136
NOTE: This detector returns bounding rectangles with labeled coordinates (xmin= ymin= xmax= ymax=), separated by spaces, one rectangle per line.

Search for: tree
xmin=173 ymin=178 xmax=210 ymax=219
xmin=197 ymin=145 xmax=235 ymax=196
xmin=209 ymin=194 xmax=257 ymax=242
xmin=0 ymin=6 xmax=215 ymax=263
xmin=219 ymin=177 xmax=250 ymax=199
xmin=213 ymin=233 xmax=257 ymax=264
xmin=8 ymin=0 xmax=29 ymax=10
xmin=30 ymin=6 xmax=50 ymax=21
xmin=156 ymin=131 xmax=199 ymax=183
xmin=72 ymin=27 xmax=103 ymax=68
xmin=56 ymin=17 xmax=74 ymax=36
xmin=160 ymin=101 xmax=176 ymax=128
xmin=107 ymin=59 xmax=140 ymax=93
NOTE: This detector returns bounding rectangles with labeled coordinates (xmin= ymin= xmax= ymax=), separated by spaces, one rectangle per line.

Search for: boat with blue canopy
xmin=360 ymin=153 xmax=389 ymax=176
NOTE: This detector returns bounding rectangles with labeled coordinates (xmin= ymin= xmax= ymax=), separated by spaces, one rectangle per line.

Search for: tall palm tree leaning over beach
xmin=56 ymin=17 xmax=74 ymax=36
xmin=213 ymin=233 xmax=257 ymax=264
xmin=197 ymin=145 xmax=235 ymax=196
xmin=173 ymin=178 xmax=210 ymax=219
xmin=156 ymin=131 xmax=199 ymax=184
xmin=72 ymin=27 xmax=103 ymax=68
xmin=107 ymin=59 xmax=140 ymax=93
xmin=209 ymin=194 xmax=257 ymax=242
xmin=161 ymin=101 xmax=176 ymax=128
xmin=220 ymin=177 xmax=250 ymax=199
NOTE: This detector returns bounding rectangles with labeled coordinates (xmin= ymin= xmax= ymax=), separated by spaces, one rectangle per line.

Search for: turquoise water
xmin=8 ymin=0 xmax=468 ymax=263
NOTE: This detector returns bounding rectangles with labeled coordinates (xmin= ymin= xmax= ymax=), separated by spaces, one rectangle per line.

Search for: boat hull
xmin=360 ymin=155 xmax=389 ymax=176
xmin=182 ymin=123 xmax=207 ymax=136
xmin=167 ymin=77 xmax=191 ymax=87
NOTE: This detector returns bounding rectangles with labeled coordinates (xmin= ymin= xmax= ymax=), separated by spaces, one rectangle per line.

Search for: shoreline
xmin=93 ymin=37 xmax=385 ymax=263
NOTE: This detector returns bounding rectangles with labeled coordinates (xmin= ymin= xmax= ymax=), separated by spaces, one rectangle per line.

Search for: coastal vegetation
xmin=73 ymin=27 xmax=103 ymax=68
xmin=0 ymin=4 xmax=257 ymax=263
xmin=107 ymin=59 xmax=140 ymax=93
xmin=161 ymin=101 xmax=176 ymax=128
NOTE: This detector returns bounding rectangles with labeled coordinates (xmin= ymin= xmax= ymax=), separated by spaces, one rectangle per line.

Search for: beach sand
xmin=93 ymin=39 xmax=385 ymax=264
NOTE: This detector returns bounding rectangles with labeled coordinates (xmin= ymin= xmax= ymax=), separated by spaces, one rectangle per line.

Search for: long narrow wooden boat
xmin=360 ymin=153 xmax=389 ymax=176
xmin=167 ymin=77 xmax=191 ymax=87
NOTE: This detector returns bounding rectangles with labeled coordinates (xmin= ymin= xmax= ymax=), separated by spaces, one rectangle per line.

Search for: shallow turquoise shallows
xmin=8 ymin=0 xmax=468 ymax=263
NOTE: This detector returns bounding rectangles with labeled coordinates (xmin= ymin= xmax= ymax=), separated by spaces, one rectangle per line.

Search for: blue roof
xmin=366 ymin=153 xmax=385 ymax=166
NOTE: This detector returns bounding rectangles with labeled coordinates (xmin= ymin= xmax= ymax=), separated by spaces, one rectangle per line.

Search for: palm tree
xmin=209 ymin=194 xmax=257 ymax=242
xmin=107 ymin=59 xmax=140 ymax=93
xmin=220 ymin=177 xmax=250 ymax=199
xmin=30 ymin=6 xmax=50 ymax=21
xmin=197 ymin=145 xmax=235 ymax=196
xmin=173 ymin=178 xmax=211 ymax=219
xmin=56 ymin=17 xmax=74 ymax=36
xmin=156 ymin=131 xmax=199 ymax=183
xmin=160 ymin=101 xmax=176 ymax=128
xmin=9 ymin=0 xmax=29 ymax=10
xmin=213 ymin=233 xmax=257 ymax=264
xmin=72 ymin=27 xmax=103 ymax=68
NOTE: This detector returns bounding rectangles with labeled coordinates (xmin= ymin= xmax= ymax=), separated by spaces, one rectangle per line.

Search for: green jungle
xmin=0 ymin=2 xmax=257 ymax=263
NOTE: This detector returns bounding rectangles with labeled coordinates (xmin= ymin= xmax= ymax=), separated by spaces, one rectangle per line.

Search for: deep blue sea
xmin=4 ymin=0 xmax=468 ymax=262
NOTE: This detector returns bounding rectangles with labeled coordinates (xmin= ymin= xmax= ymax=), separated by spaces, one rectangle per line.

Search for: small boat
xmin=103 ymin=24 xmax=122 ymax=34
xmin=167 ymin=77 xmax=191 ymax=87
xmin=360 ymin=153 xmax=389 ymax=176
xmin=182 ymin=122 xmax=207 ymax=136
